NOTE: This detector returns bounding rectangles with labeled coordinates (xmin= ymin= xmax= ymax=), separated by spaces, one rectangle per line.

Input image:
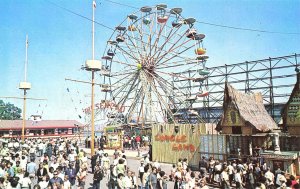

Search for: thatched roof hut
xmin=282 ymin=72 xmax=300 ymax=135
xmin=218 ymin=83 xmax=277 ymax=134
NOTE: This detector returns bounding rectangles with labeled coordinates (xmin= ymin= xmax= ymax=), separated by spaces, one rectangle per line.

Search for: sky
xmin=0 ymin=0 xmax=299 ymax=123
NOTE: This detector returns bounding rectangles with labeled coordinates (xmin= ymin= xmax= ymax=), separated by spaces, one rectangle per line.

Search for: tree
xmin=0 ymin=100 xmax=22 ymax=120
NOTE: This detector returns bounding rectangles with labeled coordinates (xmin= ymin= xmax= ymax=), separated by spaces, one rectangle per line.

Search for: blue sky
xmin=0 ymin=0 xmax=299 ymax=122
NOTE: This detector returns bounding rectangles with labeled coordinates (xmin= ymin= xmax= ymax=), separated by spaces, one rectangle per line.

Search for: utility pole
xmin=65 ymin=0 xmax=101 ymax=155
xmin=1 ymin=35 xmax=46 ymax=142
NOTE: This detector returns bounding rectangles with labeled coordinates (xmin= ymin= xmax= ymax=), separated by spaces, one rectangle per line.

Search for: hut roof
xmin=224 ymin=83 xmax=277 ymax=132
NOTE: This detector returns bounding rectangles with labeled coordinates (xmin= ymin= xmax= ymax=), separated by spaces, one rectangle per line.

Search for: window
xmin=232 ymin=126 xmax=242 ymax=134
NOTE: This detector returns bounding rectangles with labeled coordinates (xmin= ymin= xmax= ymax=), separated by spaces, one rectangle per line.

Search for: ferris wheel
xmin=99 ymin=4 xmax=210 ymax=125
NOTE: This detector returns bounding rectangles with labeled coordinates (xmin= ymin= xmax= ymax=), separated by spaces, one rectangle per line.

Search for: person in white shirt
xmin=102 ymin=153 xmax=110 ymax=174
xmin=123 ymin=171 xmax=133 ymax=188
xmin=50 ymin=158 xmax=59 ymax=171
xmin=39 ymin=176 xmax=48 ymax=189
xmin=138 ymin=161 xmax=145 ymax=183
xmin=234 ymin=169 xmax=243 ymax=189
xmin=19 ymin=172 xmax=32 ymax=189
xmin=220 ymin=167 xmax=230 ymax=188
xmin=68 ymin=150 xmax=76 ymax=163
xmin=265 ymin=167 xmax=275 ymax=185
xmin=63 ymin=175 xmax=71 ymax=189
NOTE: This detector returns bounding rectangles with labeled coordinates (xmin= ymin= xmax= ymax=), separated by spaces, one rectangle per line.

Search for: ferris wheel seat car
xmin=172 ymin=21 xmax=182 ymax=28
xmin=193 ymin=34 xmax=206 ymax=40
xmin=193 ymin=76 xmax=207 ymax=82
xmin=170 ymin=8 xmax=182 ymax=15
xmin=196 ymin=55 xmax=209 ymax=61
xmin=184 ymin=17 xmax=196 ymax=25
xmin=198 ymin=69 xmax=210 ymax=75
xmin=197 ymin=91 xmax=209 ymax=97
xmin=102 ymin=56 xmax=113 ymax=60
xmin=140 ymin=6 xmax=152 ymax=13
xmin=143 ymin=18 xmax=151 ymax=25
xmin=186 ymin=28 xmax=197 ymax=38
xmin=156 ymin=4 xmax=167 ymax=10
xmin=116 ymin=26 xmax=126 ymax=31
xmin=157 ymin=16 xmax=168 ymax=24
xmin=195 ymin=48 xmax=206 ymax=55
xmin=107 ymin=49 xmax=115 ymax=56
xmin=101 ymin=70 xmax=110 ymax=76
xmin=128 ymin=14 xmax=138 ymax=20
xmin=116 ymin=35 xmax=125 ymax=42
xmin=128 ymin=25 xmax=137 ymax=31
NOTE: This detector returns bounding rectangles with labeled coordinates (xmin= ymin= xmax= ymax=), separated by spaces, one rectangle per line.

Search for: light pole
xmin=19 ymin=35 xmax=31 ymax=143
xmin=84 ymin=0 xmax=101 ymax=155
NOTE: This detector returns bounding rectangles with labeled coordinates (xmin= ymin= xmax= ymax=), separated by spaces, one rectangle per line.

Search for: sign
xmin=261 ymin=153 xmax=297 ymax=160
xmin=83 ymin=100 xmax=125 ymax=114
xmin=155 ymin=134 xmax=196 ymax=152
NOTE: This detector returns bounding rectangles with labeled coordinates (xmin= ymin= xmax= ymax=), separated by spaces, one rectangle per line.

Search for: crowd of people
xmin=0 ymin=138 xmax=90 ymax=189
xmin=198 ymin=156 xmax=300 ymax=189
xmin=0 ymin=137 xmax=300 ymax=189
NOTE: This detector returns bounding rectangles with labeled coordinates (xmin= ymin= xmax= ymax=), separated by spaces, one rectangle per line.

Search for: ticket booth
xmin=261 ymin=151 xmax=300 ymax=176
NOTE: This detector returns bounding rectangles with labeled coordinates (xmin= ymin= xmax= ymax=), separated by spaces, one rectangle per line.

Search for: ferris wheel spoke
xmin=116 ymin=74 xmax=140 ymax=109
xmin=157 ymin=42 xmax=195 ymax=66
xmin=143 ymin=70 xmax=177 ymax=123
xmin=111 ymin=73 xmax=139 ymax=101
xmin=149 ymin=18 xmax=169 ymax=60
xmin=126 ymin=85 xmax=144 ymax=121
xmin=116 ymin=45 xmax=139 ymax=62
xmin=154 ymin=33 xmax=191 ymax=65
xmin=125 ymin=35 xmax=144 ymax=61
xmin=150 ymin=21 xmax=181 ymax=60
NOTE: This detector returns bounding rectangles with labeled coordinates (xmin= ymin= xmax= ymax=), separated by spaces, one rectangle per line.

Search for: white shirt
xmin=68 ymin=153 xmax=76 ymax=162
xmin=123 ymin=176 xmax=132 ymax=188
xmin=227 ymin=165 xmax=234 ymax=175
xmin=19 ymin=177 xmax=32 ymax=187
xmin=235 ymin=173 xmax=242 ymax=183
xmin=138 ymin=165 xmax=145 ymax=173
xmin=39 ymin=181 xmax=49 ymax=189
xmin=265 ymin=171 xmax=274 ymax=182
xmin=50 ymin=162 xmax=59 ymax=171
xmin=63 ymin=180 xmax=71 ymax=189
xmin=220 ymin=171 xmax=229 ymax=181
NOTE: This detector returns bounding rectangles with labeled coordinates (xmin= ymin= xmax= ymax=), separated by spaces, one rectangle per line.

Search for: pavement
xmin=81 ymin=146 xmax=222 ymax=188
xmin=81 ymin=147 xmax=150 ymax=159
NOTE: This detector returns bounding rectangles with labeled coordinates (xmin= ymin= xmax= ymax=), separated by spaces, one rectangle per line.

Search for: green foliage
xmin=0 ymin=100 xmax=22 ymax=120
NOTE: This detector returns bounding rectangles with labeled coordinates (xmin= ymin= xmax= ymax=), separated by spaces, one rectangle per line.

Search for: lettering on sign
xmin=83 ymin=101 xmax=125 ymax=114
xmin=261 ymin=154 xmax=297 ymax=160
xmin=155 ymin=134 xmax=196 ymax=153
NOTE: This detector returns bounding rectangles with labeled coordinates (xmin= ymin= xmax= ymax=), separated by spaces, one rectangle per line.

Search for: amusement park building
xmin=218 ymin=82 xmax=277 ymax=135
xmin=0 ymin=120 xmax=83 ymax=138
xmin=282 ymin=71 xmax=300 ymax=135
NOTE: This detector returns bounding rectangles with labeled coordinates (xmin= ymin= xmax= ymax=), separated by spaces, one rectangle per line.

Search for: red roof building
xmin=0 ymin=120 xmax=84 ymax=138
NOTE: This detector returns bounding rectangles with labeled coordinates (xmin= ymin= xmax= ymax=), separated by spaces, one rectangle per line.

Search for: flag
xmin=26 ymin=38 xmax=29 ymax=48
xmin=93 ymin=0 xmax=96 ymax=8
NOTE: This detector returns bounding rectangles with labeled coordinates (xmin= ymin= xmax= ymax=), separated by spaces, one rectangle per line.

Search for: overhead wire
xmin=103 ymin=0 xmax=300 ymax=35
xmin=45 ymin=0 xmax=114 ymax=31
